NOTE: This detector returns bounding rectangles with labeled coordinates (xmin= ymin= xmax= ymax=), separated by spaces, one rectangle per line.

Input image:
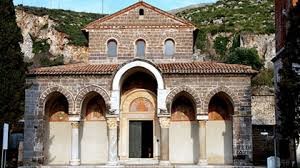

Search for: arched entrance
xmin=80 ymin=92 xmax=108 ymax=164
xmin=169 ymin=92 xmax=199 ymax=164
xmin=118 ymin=69 xmax=160 ymax=163
xmin=111 ymin=59 xmax=166 ymax=115
xmin=206 ymin=92 xmax=234 ymax=165
xmin=44 ymin=92 xmax=71 ymax=165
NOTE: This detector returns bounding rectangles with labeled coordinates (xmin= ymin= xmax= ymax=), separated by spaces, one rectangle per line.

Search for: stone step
xmin=21 ymin=165 xmax=266 ymax=168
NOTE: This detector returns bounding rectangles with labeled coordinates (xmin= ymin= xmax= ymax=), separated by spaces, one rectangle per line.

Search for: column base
xmin=198 ymin=159 xmax=208 ymax=165
xmin=69 ymin=159 xmax=80 ymax=166
xmin=159 ymin=160 xmax=171 ymax=166
xmin=106 ymin=161 xmax=119 ymax=166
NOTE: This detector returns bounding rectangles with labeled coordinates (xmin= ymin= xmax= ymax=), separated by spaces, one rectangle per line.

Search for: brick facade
xmin=88 ymin=28 xmax=194 ymax=63
xmin=84 ymin=1 xmax=195 ymax=63
xmin=24 ymin=1 xmax=255 ymax=166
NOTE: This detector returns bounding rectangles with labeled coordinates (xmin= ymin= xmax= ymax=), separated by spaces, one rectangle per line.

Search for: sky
xmin=13 ymin=0 xmax=217 ymax=14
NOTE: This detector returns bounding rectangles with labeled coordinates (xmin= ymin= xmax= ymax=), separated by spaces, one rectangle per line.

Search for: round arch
xmin=166 ymin=86 xmax=201 ymax=114
xmin=204 ymin=86 xmax=240 ymax=114
xmin=38 ymin=86 xmax=74 ymax=116
xmin=111 ymin=59 xmax=166 ymax=114
xmin=75 ymin=85 xmax=110 ymax=115
xmin=112 ymin=59 xmax=164 ymax=90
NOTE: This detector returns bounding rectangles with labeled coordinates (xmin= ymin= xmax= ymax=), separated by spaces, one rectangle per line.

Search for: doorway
xmin=129 ymin=121 xmax=153 ymax=158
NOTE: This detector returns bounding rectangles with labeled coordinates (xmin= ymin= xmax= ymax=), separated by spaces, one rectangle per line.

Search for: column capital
xmin=159 ymin=117 xmax=170 ymax=128
xmin=71 ymin=122 xmax=79 ymax=129
xmin=107 ymin=117 xmax=118 ymax=129
xmin=197 ymin=114 xmax=208 ymax=121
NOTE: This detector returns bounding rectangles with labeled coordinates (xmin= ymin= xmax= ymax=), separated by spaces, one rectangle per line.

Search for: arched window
xmin=136 ymin=39 xmax=146 ymax=58
xmin=107 ymin=39 xmax=117 ymax=57
xmin=164 ymin=39 xmax=175 ymax=57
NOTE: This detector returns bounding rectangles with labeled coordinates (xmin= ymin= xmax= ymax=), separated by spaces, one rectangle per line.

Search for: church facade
xmin=24 ymin=2 xmax=256 ymax=166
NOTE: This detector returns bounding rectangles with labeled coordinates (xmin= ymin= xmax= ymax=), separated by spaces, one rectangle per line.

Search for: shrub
xmin=252 ymin=68 xmax=274 ymax=87
xmin=230 ymin=33 xmax=241 ymax=51
xmin=40 ymin=54 xmax=64 ymax=67
xmin=195 ymin=29 xmax=207 ymax=50
xmin=226 ymin=47 xmax=263 ymax=70
xmin=213 ymin=35 xmax=229 ymax=57
xmin=32 ymin=39 xmax=50 ymax=54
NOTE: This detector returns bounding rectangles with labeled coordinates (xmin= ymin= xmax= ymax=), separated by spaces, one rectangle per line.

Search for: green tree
xmin=195 ymin=29 xmax=207 ymax=51
xmin=0 ymin=0 xmax=27 ymax=124
xmin=226 ymin=47 xmax=263 ymax=70
xmin=278 ymin=2 xmax=300 ymax=145
xmin=213 ymin=35 xmax=229 ymax=59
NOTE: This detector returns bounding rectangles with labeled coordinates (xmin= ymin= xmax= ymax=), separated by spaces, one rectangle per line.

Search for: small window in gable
xmin=107 ymin=39 xmax=117 ymax=57
xmin=139 ymin=9 xmax=144 ymax=16
xmin=164 ymin=39 xmax=175 ymax=57
xmin=136 ymin=39 xmax=146 ymax=58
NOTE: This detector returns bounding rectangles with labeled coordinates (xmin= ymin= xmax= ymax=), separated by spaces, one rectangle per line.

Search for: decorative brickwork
xmin=75 ymin=85 xmax=110 ymax=114
xmin=166 ymin=86 xmax=201 ymax=114
xmin=38 ymin=86 xmax=75 ymax=116
xmin=203 ymin=86 xmax=241 ymax=115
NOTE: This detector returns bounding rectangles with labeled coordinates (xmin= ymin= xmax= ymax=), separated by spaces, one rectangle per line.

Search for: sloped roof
xmin=83 ymin=1 xmax=196 ymax=30
xmin=28 ymin=62 xmax=257 ymax=76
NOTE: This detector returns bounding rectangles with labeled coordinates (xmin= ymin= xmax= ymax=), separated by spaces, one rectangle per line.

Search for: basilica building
xmin=24 ymin=1 xmax=256 ymax=167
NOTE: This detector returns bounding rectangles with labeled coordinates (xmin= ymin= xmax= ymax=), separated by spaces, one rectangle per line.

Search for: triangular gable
xmin=84 ymin=1 xmax=196 ymax=30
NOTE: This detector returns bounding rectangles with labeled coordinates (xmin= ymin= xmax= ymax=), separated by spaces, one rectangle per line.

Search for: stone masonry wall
xmin=24 ymin=75 xmax=112 ymax=165
xmin=164 ymin=74 xmax=253 ymax=165
xmin=89 ymin=28 xmax=194 ymax=63
xmin=24 ymin=73 xmax=252 ymax=165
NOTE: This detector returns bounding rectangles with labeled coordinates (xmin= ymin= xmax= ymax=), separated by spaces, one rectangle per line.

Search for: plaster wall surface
xmin=47 ymin=122 xmax=71 ymax=165
xmin=206 ymin=121 xmax=233 ymax=165
xmin=170 ymin=121 xmax=199 ymax=164
xmin=80 ymin=121 xmax=108 ymax=164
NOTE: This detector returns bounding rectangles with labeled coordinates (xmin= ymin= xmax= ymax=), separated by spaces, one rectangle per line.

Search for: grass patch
xmin=177 ymin=0 xmax=274 ymax=34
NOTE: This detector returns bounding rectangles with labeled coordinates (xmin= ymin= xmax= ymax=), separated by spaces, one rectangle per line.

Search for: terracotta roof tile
xmin=158 ymin=62 xmax=257 ymax=74
xmin=28 ymin=63 xmax=118 ymax=75
xmin=28 ymin=62 xmax=257 ymax=76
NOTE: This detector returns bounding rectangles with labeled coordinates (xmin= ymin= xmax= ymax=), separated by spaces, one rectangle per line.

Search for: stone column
xmin=70 ymin=122 xmax=80 ymax=166
xmin=197 ymin=114 xmax=208 ymax=165
xmin=159 ymin=117 xmax=171 ymax=165
xmin=107 ymin=117 xmax=119 ymax=165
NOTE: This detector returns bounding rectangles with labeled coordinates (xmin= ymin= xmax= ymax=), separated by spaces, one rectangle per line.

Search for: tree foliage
xmin=252 ymin=68 xmax=274 ymax=87
xmin=195 ymin=29 xmax=208 ymax=51
xmin=278 ymin=3 xmax=300 ymax=141
xmin=0 ymin=0 xmax=27 ymax=124
xmin=226 ymin=47 xmax=263 ymax=70
xmin=213 ymin=35 xmax=229 ymax=58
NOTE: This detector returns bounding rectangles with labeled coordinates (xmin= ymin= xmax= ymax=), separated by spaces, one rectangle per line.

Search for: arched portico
xmin=111 ymin=59 xmax=168 ymax=115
